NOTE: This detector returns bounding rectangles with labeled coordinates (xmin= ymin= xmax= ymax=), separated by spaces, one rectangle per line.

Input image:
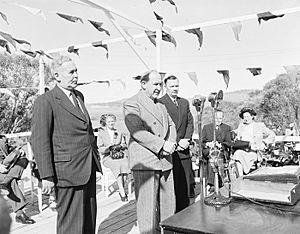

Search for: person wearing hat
xmin=232 ymin=107 xmax=275 ymax=176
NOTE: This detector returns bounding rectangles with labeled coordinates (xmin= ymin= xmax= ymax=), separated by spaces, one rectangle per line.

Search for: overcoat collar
xmin=137 ymin=90 xmax=163 ymax=125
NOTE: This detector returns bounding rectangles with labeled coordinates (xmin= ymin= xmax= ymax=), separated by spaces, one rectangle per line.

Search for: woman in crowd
xmin=232 ymin=107 xmax=275 ymax=176
xmin=97 ymin=114 xmax=130 ymax=202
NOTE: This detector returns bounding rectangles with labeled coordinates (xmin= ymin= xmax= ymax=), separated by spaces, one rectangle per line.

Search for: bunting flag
xmin=0 ymin=88 xmax=15 ymax=99
xmin=217 ymin=70 xmax=230 ymax=88
xmin=146 ymin=30 xmax=176 ymax=47
xmin=88 ymin=20 xmax=110 ymax=36
xmin=0 ymin=39 xmax=11 ymax=54
xmin=153 ymin=12 xmax=164 ymax=26
xmin=36 ymin=50 xmax=53 ymax=59
xmin=67 ymin=45 xmax=79 ymax=56
xmin=148 ymin=0 xmax=178 ymax=13
xmin=14 ymin=3 xmax=46 ymax=21
xmin=186 ymin=72 xmax=198 ymax=86
xmin=112 ymin=79 xmax=126 ymax=89
xmin=0 ymin=12 xmax=8 ymax=24
xmin=257 ymin=11 xmax=284 ymax=24
xmin=0 ymin=31 xmax=16 ymax=48
xmin=132 ymin=75 xmax=141 ymax=80
xmin=13 ymin=38 xmax=31 ymax=47
xmin=246 ymin=67 xmax=262 ymax=76
xmin=57 ymin=13 xmax=83 ymax=23
xmin=77 ymin=80 xmax=110 ymax=87
xmin=231 ymin=21 xmax=242 ymax=41
xmin=159 ymin=72 xmax=166 ymax=79
xmin=185 ymin=28 xmax=203 ymax=50
xmin=21 ymin=49 xmax=37 ymax=58
xmin=92 ymin=41 xmax=109 ymax=58
xmin=284 ymin=65 xmax=300 ymax=83
xmin=162 ymin=31 xmax=177 ymax=47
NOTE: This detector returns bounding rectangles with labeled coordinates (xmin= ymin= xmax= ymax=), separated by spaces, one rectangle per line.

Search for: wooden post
xmin=38 ymin=56 xmax=45 ymax=95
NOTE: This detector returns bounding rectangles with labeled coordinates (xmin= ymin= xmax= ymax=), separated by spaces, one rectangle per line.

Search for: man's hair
xmin=51 ymin=53 xmax=72 ymax=73
xmin=164 ymin=75 xmax=178 ymax=85
xmin=140 ymin=70 xmax=159 ymax=83
xmin=99 ymin=113 xmax=117 ymax=127
xmin=215 ymin=109 xmax=224 ymax=114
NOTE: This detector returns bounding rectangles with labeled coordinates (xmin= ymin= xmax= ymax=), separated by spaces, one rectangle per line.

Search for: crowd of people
xmin=0 ymin=53 xmax=277 ymax=234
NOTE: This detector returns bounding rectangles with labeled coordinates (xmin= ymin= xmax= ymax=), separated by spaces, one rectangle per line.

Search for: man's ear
xmin=140 ymin=81 xmax=146 ymax=90
xmin=54 ymin=72 xmax=60 ymax=82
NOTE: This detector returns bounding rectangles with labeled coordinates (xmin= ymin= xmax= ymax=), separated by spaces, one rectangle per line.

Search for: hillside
xmin=86 ymin=89 xmax=262 ymax=132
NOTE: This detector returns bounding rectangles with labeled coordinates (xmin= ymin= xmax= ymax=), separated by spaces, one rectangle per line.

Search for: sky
xmin=1 ymin=0 xmax=300 ymax=103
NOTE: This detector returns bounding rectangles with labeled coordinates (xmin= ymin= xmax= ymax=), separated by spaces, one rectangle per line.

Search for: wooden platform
xmin=8 ymin=171 xmax=201 ymax=234
xmin=9 ymin=173 xmax=139 ymax=234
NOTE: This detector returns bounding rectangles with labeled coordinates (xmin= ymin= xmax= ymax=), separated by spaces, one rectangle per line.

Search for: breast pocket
xmin=54 ymin=154 xmax=71 ymax=162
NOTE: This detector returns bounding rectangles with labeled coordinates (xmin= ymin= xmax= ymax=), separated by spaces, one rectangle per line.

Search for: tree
xmin=0 ymin=53 xmax=41 ymax=133
xmin=259 ymin=74 xmax=300 ymax=134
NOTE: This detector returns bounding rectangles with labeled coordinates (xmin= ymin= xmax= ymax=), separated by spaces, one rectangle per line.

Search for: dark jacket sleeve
xmin=223 ymin=124 xmax=233 ymax=143
xmin=184 ymin=101 xmax=194 ymax=139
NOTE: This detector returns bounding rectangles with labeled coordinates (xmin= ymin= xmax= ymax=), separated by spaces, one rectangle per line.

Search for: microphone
xmin=192 ymin=95 xmax=206 ymax=111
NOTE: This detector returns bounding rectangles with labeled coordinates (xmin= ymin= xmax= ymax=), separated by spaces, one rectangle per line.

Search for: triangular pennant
xmin=145 ymin=30 xmax=176 ymax=47
xmin=67 ymin=45 xmax=80 ymax=56
xmin=162 ymin=31 xmax=177 ymax=47
xmin=112 ymin=79 xmax=126 ymax=89
xmin=231 ymin=21 xmax=242 ymax=41
xmin=15 ymin=4 xmax=46 ymax=21
xmin=145 ymin=30 xmax=157 ymax=46
xmin=0 ymin=31 xmax=16 ymax=48
xmin=185 ymin=28 xmax=203 ymax=50
xmin=0 ymin=12 xmax=8 ymax=24
xmin=77 ymin=80 xmax=110 ymax=87
xmin=217 ymin=70 xmax=230 ymax=88
xmin=21 ymin=49 xmax=37 ymax=58
xmin=36 ymin=50 xmax=53 ymax=59
xmin=0 ymin=39 xmax=11 ymax=54
xmin=0 ymin=88 xmax=15 ymax=98
xmin=92 ymin=41 xmax=109 ymax=59
xmin=159 ymin=72 xmax=166 ymax=79
xmin=162 ymin=0 xmax=178 ymax=13
xmin=88 ymin=20 xmax=110 ymax=36
xmin=153 ymin=12 xmax=164 ymax=26
xmin=186 ymin=72 xmax=198 ymax=86
xmin=13 ymin=38 xmax=31 ymax=47
xmin=257 ymin=11 xmax=284 ymax=24
xmin=284 ymin=65 xmax=300 ymax=83
xmin=57 ymin=13 xmax=83 ymax=23
xmin=149 ymin=0 xmax=156 ymax=3
xmin=132 ymin=75 xmax=142 ymax=80
xmin=246 ymin=67 xmax=262 ymax=76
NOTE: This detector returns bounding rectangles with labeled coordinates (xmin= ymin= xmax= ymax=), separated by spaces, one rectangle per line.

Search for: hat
xmin=239 ymin=107 xmax=256 ymax=119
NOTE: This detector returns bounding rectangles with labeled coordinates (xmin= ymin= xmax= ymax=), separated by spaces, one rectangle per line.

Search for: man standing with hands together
xmin=123 ymin=70 xmax=177 ymax=233
xmin=159 ymin=75 xmax=195 ymax=212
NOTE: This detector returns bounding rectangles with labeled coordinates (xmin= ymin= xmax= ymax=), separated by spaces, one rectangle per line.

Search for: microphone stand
xmin=204 ymin=92 xmax=231 ymax=207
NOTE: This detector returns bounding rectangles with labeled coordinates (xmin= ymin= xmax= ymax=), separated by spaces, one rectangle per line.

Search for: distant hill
xmin=86 ymin=89 xmax=262 ymax=132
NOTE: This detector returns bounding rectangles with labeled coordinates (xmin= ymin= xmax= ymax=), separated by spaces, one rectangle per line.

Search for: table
xmin=160 ymin=197 xmax=300 ymax=234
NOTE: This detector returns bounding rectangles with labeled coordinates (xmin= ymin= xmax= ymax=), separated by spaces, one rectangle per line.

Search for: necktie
xmin=173 ymin=98 xmax=178 ymax=107
xmin=70 ymin=90 xmax=82 ymax=112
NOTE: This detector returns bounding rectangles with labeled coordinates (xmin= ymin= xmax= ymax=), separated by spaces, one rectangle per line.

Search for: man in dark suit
xmin=30 ymin=54 xmax=102 ymax=234
xmin=0 ymin=135 xmax=35 ymax=224
xmin=202 ymin=109 xmax=232 ymax=188
xmin=159 ymin=75 xmax=194 ymax=212
xmin=123 ymin=70 xmax=177 ymax=233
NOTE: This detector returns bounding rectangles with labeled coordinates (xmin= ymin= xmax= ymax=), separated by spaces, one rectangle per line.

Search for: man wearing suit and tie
xmin=123 ymin=70 xmax=177 ymax=233
xmin=159 ymin=75 xmax=195 ymax=212
xmin=30 ymin=54 xmax=102 ymax=234
xmin=202 ymin=109 xmax=232 ymax=189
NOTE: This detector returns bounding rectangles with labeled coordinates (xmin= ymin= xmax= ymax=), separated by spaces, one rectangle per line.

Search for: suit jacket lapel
xmin=162 ymin=94 xmax=179 ymax=126
xmin=177 ymin=97 xmax=184 ymax=130
xmin=52 ymin=86 xmax=87 ymax=122
xmin=138 ymin=91 xmax=163 ymax=125
xmin=76 ymin=91 xmax=90 ymax=122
